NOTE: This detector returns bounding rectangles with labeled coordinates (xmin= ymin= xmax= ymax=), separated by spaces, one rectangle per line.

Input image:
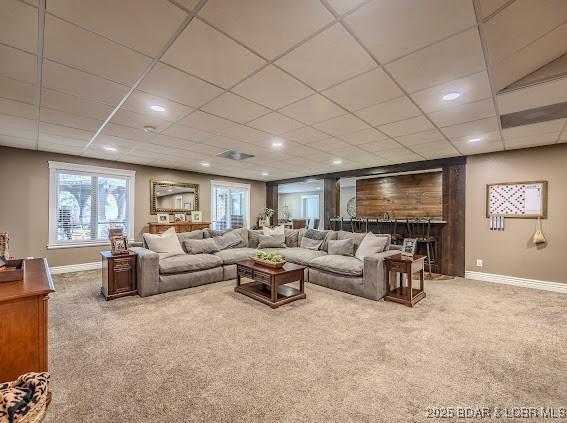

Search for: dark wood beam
xmin=323 ymin=177 xmax=339 ymax=229
xmin=265 ymin=184 xmax=278 ymax=227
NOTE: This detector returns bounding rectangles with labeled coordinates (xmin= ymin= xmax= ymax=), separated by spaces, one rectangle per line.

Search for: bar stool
xmin=390 ymin=218 xmax=403 ymax=245
xmin=407 ymin=218 xmax=436 ymax=276
xmin=350 ymin=217 xmax=365 ymax=233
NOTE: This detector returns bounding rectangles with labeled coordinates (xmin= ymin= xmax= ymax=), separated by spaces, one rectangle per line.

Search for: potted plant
xmin=258 ymin=208 xmax=274 ymax=227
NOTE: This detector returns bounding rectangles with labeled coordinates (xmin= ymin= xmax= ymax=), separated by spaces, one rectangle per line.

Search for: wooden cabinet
xmin=101 ymin=251 xmax=137 ymax=301
xmin=0 ymin=258 xmax=54 ymax=383
xmin=147 ymin=221 xmax=211 ymax=234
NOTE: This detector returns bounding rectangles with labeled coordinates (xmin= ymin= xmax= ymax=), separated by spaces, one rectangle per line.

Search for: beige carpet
xmin=45 ymin=271 xmax=567 ymax=423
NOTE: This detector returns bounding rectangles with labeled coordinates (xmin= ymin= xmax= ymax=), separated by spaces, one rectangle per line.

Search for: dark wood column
xmin=266 ymin=183 xmax=278 ymax=226
xmin=323 ymin=177 xmax=339 ymax=229
xmin=441 ymin=162 xmax=466 ymax=277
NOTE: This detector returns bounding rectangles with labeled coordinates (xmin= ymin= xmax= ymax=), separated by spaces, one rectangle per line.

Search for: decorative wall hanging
xmin=532 ymin=217 xmax=547 ymax=245
xmin=486 ymin=181 xmax=547 ymax=219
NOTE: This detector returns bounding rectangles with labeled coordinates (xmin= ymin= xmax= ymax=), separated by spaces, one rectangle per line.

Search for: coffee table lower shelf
xmin=235 ymin=282 xmax=305 ymax=309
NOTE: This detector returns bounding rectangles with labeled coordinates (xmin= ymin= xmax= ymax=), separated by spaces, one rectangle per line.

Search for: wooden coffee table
xmin=235 ymin=260 xmax=306 ymax=309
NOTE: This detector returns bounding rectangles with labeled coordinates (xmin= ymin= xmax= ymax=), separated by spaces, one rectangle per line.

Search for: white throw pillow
xmin=143 ymin=227 xmax=185 ymax=259
xmin=263 ymin=225 xmax=285 ymax=245
xmin=355 ymin=233 xmax=389 ymax=260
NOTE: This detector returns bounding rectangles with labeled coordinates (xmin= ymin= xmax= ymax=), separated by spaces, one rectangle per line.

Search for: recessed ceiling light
xmin=272 ymin=138 xmax=283 ymax=147
xmin=150 ymin=105 xmax=166 ymax=112
xmin=332 ymin=159 xmax=343 ymax=165
xmin=468 ymin=137 xmax=482 ymax=143
xmin=103 ymin=146 xmax=117 ymax=152
xmin=201 ymin=161 xmax=210 ymax=167
xmin=261 ymin=172 xmax=269 ymax=176
xmin=442 ymin=92 xmax=461 ymax=101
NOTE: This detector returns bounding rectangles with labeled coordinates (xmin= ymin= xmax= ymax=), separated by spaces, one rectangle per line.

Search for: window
xmin=48 ymin=162 xmax=135 ymax=248
xmin=211 ymin=181 xmax=251 ymax=230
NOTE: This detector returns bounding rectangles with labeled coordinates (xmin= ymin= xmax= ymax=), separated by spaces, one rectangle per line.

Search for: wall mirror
xmin=150 ymin=180 xmax=199 ymax=214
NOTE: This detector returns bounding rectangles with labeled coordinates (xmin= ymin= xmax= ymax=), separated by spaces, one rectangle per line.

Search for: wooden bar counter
xmin=0 ymin=258 xmax=54 ymax=382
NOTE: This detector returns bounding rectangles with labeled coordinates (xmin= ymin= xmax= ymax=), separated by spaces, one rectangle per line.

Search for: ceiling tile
xmin=42 ymin=60 xmax=129 ymax=105
xmin=0 ymin=44 xmax=37 ymax=84
xmin=39 ymin=122 xmax=94 ymax=141
xmin=330 ymin=146 xmax=380 ymax=162
xmin=0 ymin=77 xmax=35 ymax=104
xmin=504 ymin=132 xmax=560 ymax=149
xmin=44 ymin=15 xmax=151 ymax=86
xmin=47 ymin=0 xmax=187 ymax=57
xmin=0 ymin=98 xmax=35 ymax=119
xmin=497 ymin=77 xmax=567 ymax=115
xmin=138 ymin=63 xmax=223 ymax=108
xmin=41 ymin=88 xmax=113 ymax=120
xmin=38 ymin=141 xmax=84 ymax=155
xmin=175 ymin=0 xmax=200 ymax=11
xmin=279 ymin=94 xmax=346 ymax=124
xmin=121 ymin=90 xmax=193 ymax=122
xmin=323 ymin=68 xmax=403 ymax=112
xmin=479 ymin=0 xmax=511 ymax=19
xmin=198 ymin=0 xmax=334 ymax=60
xmin=307 ymin=137 xmax=350 ymax=151
xmin=325 ymin=0 xmax=367 ymax=16
xmin=440 ymin=116 xmax=500 ymax=139
xmin=451 ymin=130 xmax=502 ymax=146
xmin=410 ymin=140 xmax=455 ymax=153
xmin=410 ymin=71 xmax=492 ymax=113
xmin=378 ymin=146 xmax=421 ymax=160
xmin=0 ymin=113 xmax=37 ymax=139
xmin=162 ymin=19 xmax=266 ymax=88
xmin=40 ymin=107 xmax=102 ymax=131
xmin=247 ymin=112 xmax=304 ymax=134
xmin=281 ymin=126 xmax=330 ymax=144
xmin=0 ymin=0 xmax=37 ymax=53
xmin=161 ymin=123 xmax=214 ymax=143
xmin=0 ymin=134 xmax=35 ymax=150
xmin=102 ymin=122 xmax=156 ymax=142
xmin=346 ymin=0 xmax=475 ymax=64
xmin=428 ymin=98 xmax=496 ymax=127
xmin=111 ymin=109 xmax=171 ymax=132
xmin=201 ymin=92 xmax=270 ymax=123
xmin=339 ymin=128 xmax=389 ymax=145
xmin=313 ymin=113 xmax=370 ymax=136
xmin=385 ymin=28 xmax=486 ymax=93
xmin=231 ymin=65 xmax=313 ymax=109
xmin=395 ymin=129 xmax=446 ymax=146
xmin=276 ymin=23 xmax=376 ymax=90
xmin=359 ymin=138 xmax=402 ymax=152
xmin=38 ymin=131 xmax=90 ymax=148
xmin=502 ymin=119 xmax=566 ymax=139
xmin=355 ymin=96 xmax=421 ymax=126
xmin=459 ymin=141 xmax=504 ymax=155
xmin=378 ymin=115 xmax=434 ymax=137
xmin=201 ymin=135 xmax=262 ymax=155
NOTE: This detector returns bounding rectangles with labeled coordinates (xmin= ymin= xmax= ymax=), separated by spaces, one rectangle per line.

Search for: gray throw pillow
xmin=177 ymin=229 xmax=205 ymax=253
xmin=300 ymin=236 xmax=323 ymax=250
xmin=284 ymin=228 xmax=300 ymax=248
xmin=184 ymin=238 xmax=220 ymax=254
xmin=327 ymin=238 xmax=354 ymax=256
xmin=355 ymin=233 xmax=389 ymax=260
xmin=213 ymin=231 xmax=243 ymax=250
xmin=258 ymin=234 xmax=286 ymax=249
xmin=248 ymin=230 xmax=262 ymax=248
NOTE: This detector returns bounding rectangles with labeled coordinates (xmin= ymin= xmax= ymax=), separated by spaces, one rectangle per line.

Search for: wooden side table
xmin=384 ymin=254 xmax=426 ymax=307
xmin=101 ymin=251 xmax=137 ymax=301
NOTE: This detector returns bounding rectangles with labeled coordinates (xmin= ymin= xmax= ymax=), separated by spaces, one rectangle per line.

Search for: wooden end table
xmin=384 ymin=254 xmax=426 ymax=307
xmin=101 ymin=251 xmax=137 ymax=300
xmin=235 ymin=260 xmax=306 ymax=309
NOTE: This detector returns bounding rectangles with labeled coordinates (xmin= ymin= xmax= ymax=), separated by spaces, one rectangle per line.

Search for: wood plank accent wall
xmin=356 ymin=172 xmax=443 ymax=219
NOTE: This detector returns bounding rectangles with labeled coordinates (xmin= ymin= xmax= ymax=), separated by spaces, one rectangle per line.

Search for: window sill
xmin=47 ymin=242 xmax=111 ymax=250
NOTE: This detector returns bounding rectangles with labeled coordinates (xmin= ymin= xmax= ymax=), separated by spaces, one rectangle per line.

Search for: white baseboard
xmin=49 ymin=261 xmax=101 ymax=275
xmin=465 ymin=271 xmax=567 ymax=294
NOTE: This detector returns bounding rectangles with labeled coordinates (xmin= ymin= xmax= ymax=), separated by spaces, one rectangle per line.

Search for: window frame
xmin=48 ymin=161 xmax=136 ymax=249
xmin=210 ymin=180 xmax=251 ymax=230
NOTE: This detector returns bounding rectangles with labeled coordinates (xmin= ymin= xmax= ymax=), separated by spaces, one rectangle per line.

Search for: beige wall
xmin=0 ymin=147 xmax=266 ymax=267
xmin=466 ymin=143 xmax=567 ymax=283
xmin=339 ymin=186 xmax=355 ymax=218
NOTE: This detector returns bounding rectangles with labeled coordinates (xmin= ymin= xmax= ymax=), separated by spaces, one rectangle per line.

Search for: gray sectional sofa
xmin=130 ymin=228 xmax=400 ymax=301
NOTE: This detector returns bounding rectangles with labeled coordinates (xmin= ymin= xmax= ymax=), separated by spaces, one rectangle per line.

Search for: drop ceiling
xmin=0 ymin=0 xmax=566 ymax=182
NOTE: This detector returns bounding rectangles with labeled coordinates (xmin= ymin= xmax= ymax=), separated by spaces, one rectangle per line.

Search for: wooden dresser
xmin=0 ymin=258 xmax=54 ymax=382
xmin=147 ymin=221 xmax=211 ymax=234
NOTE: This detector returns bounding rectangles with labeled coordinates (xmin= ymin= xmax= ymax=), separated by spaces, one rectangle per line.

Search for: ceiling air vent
xmin=216 ymin=150 xmax=254 ymax=160
xmin=500 ymin=101 xmax=567 ymax=129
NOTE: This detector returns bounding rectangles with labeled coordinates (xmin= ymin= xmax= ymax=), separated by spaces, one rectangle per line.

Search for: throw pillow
xmin=248 ymin=230 xmax=262 ymax=248
xmin=284 ymin=228 xmax=300 ymax=248
xmin=263 ymin=225 xmax=285 ymax=245
xmin=328 ymin=238 xmax=354 ymax=256
xmin=143 ymin=227 xmax=185 ymax=259
xmin=300 ymin=236 xmax=323 ymax=250
xmin=177 ymin=229 xmax=205 ymax=253
xmin=184 ymin=238 xmax=220 ymax=254
xmin=258 ymin=234 xmax=286 ymax=249
xmin=213 ymin=231 xmax=243 ymax=250
xmin=355 ymin=233 xmax=389 ymax=260
xmin=205 ymin=229 xmax=228 ymax=238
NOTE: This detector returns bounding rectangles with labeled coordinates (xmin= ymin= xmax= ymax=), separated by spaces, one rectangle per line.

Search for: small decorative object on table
xmin=258 ymin=208 xmax=274 ymax=227
xmin=157 ymin=213 xmax=170 ymax=223
xmin=190 ymin=210 xmax=203 ymax=222
xmin=0 ymin=258 xmax=24 ymax=283
xmin=401 ymin=238 xmax=417 ymax=257
xmin=110 ymin=235 xmax=128 ymax=255
xmin=108 ymin=228 xmax=123 ymax=240
xmin=251 ymin=251 xmax=286 ymax=268
xmin=0 ymin=231 xmax=9 ymax=259
xmin=174 ymin=213 xmax=186 ymax=222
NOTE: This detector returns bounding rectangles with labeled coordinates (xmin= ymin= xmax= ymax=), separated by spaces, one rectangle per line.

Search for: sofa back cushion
xmin=327 ymin=238 xmax=354 ymax=256
xmin=262 ymin=225 xmax=285 ymax=244
xmin=177 ymin=230 xmax=205 ymax=253
xmin=184 ymin=238 xmax=220 ymax=255
xmin=304 ymin=229 xmax=336 ymax=251
xmin=336 ymin=231 xmax=391 ymax=254
xmin=205 ymin=228 xmax=248 ymax=248
xmin=248 ymin=229 xmax=262 ymax=248
xmin=300 ymin=236 xmax=323 ymax=250
xmin=143 ymin=227 xmax=185 ymax=259
xmin=213 ymin=231 xmax=243 ymax=250
xmin=284 ymin=228 xmax=300 ymax=248
xmin=258 ymin=234 xmax=286 ymax=249
xmin=355 ymin=233 xmax=390 ymax=260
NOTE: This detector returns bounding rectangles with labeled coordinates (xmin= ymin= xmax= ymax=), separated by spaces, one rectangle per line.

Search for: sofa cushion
xmin=304 ymin=229 xmax=336 ymax=251
xmin=258 ymin=234 xmax=286 ymax=249
xmin=355 ymin=233 xmax=389 ymax=260
xmin=214 ymin=248 xmax=257 ymax=265
xmin=310 ymin=255 xmax=363 ymax=277
xmin=213 ymin=231 xmax=243 ymax=250
xmin=284 ymin=228 xmax=300 ymax=248
xmin=327 ymin=238 xmax=354 ymax=256
xmin=280 ymin=247 xmax=327 ymax=266
xmin=159 ymin=254 xmax=222 ymax=275
xmin=300 ymin=236 xmax=323 ymax=250
xmin=184 ymin=238 xmax=219 ymax=255
xmin=143 ymin=227 xmax=185 ymax=259
xmin=248 ymin=230 xmax=262 ymax=248
xmin=205 ymin=228 xmax=248 ymax=248
xmin=263 ymin=225 xmax=285 ymax=244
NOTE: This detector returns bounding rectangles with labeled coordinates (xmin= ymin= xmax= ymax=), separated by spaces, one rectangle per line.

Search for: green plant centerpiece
xmin=253 ymin=250 xmax=286 ymax=268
